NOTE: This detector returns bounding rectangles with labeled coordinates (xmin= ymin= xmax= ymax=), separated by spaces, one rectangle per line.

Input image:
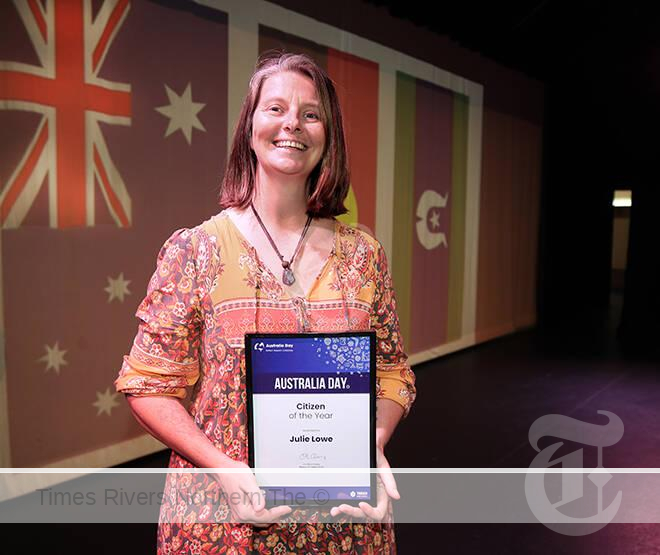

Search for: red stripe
xmin=409 ymin=80 xmax=453 ymax=352
xmin=0 ymin=70 xmax=131 ymax=117
xmin=54 ymin=0 xmax=86 ymax=227
xmin=28 ymin=0 xmax=48 ymax=42
xmin=1 ymin=121 xmax=48 ymax=225
xmin=93 ymin=146 xmax=129 ymax=227
xmin=326 ymin=49 xmax=378 ymax=234
xmin=92 ymin=0 xmax=130 ymax=72
xmin=0 ymin=70 xmax=50 ymax=103
xmin=1 ymin=0 xmax=132 ymax=229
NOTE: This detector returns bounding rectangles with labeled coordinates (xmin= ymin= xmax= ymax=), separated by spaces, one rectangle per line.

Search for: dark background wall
xmin=533 ymin=1 xmax=660 ymax=358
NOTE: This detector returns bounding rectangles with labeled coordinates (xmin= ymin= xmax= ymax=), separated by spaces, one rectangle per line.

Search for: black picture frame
xmin=245 ymin=331 xmax=377 ymax=509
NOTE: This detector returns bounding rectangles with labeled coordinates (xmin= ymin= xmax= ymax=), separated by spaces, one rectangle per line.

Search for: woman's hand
xmin=126 ymin=396 xmax=291 ymax=526
xmin=329 ymin=445 xmax=399 ymax=523
xmin=213 ymin=458 xmax=292 ymax=527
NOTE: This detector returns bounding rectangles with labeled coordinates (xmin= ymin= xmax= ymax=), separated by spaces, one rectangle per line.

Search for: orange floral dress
xmin=115 ymin=211 xmax=416 ymax=554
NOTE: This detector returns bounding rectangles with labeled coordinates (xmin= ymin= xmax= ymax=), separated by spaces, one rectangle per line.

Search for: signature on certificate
xmin=299 ymin=452 xmax=327 ymax=461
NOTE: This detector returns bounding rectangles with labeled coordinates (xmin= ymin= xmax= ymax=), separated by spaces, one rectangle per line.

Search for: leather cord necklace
xmin=250 ymin=202 xmax=312 ymax=286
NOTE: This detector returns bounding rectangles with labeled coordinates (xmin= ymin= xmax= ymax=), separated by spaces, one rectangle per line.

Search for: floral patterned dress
xmin=115 ymin=211 xmax=416 ymax=554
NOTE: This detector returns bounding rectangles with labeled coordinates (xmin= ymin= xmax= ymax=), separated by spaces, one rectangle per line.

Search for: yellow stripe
xmin=391 ymin=73 xmax=416 ymax=344
xmin=447 ymin=93 xmax=468 ymax=342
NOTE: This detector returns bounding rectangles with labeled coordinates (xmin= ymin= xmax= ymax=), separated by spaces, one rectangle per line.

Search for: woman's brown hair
xmin=219 ymin=52 xmax=350 ymax=218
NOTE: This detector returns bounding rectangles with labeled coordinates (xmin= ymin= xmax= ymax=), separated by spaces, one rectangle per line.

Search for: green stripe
xmin=392 ymin=73 xmax=416 ymax=345
xmin=446 ymin=93 xmax=468 ymax=342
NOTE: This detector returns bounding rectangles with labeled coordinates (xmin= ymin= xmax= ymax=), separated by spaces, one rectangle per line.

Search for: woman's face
xmin=251 ymin=71 xmax=326 ymax=182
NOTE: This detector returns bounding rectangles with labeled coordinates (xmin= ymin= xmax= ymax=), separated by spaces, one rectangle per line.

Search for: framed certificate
xmin=245 ymin=332 xmax=377 ymax=508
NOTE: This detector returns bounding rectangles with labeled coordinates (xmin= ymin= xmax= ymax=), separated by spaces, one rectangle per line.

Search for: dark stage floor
xmin=6 ymin=292 xmax=660 ymax=553
xmin=392 ymin=292 xmax=660 ymax=554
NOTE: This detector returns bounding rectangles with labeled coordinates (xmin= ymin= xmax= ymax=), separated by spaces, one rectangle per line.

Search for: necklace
xmin=250 ymin=203 xmax=312 ymax=286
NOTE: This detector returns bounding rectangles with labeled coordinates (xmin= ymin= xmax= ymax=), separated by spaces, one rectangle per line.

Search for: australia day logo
xmin=524 ymin=410 xmax=624 ymax=536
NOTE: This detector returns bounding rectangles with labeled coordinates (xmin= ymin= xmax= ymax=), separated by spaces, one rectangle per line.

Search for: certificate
xmin=245 ymin=332 xmax=376 ymax=508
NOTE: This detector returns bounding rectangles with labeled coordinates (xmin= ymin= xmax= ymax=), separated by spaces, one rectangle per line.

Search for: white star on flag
xmin=93 ymin=388 xmax=120 ymax=416
xmin=38 ymin=342 xmax=67 ymax=374
xmin=104 ymin=272 xmax=131 ymax=303
xmin=429 ymin=210 xmax=441 ymax=229
xmin=155 ymin=83 xmax=206 ymax=144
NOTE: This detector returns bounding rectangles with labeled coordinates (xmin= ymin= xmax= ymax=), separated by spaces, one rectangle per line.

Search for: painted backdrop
xmin=0 ymin=0 xmax=541 ymax=469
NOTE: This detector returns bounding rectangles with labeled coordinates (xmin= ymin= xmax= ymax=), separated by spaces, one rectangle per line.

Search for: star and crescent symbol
xmin=416 ymin=190 xmax=449 ymax=250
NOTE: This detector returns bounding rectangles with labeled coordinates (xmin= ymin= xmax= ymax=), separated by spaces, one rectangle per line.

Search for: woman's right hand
xmin=213 ymin=458 xmax=292 ymax=527
xmin=124 ymin=396 xmax=290 ymax=526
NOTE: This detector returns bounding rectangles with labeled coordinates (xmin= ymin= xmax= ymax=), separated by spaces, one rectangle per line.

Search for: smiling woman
xmin=250 ymin=71 xmax=326 ymax=185
xmin=220 ymin=52 xmax=350 ymax=218
xmin=115 ymin=51 xmax=416 ymax=554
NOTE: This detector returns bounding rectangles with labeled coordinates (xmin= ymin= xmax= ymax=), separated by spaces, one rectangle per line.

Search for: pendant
xmin=282 ymin=267 xmax=296 ymax=286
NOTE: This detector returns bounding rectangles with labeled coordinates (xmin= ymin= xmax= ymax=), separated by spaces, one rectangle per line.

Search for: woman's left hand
xmin=329 ymin=445 xmax=399 ymax=523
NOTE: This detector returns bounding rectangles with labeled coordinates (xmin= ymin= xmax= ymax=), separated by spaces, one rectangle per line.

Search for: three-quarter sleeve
xmin=115 ymin=228 xmax=203 ymax=398
xmin=370 ymin=242 xmax=416 ymax=417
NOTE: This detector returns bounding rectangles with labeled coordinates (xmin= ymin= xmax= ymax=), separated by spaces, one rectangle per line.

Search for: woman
xmin=116 ymin=52 xmax=416 ymax=553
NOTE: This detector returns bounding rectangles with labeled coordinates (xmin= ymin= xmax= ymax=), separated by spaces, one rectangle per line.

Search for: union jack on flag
xmin=1 ymin=0 xmax=228 ymax=468
xmin=0 ymin=0 xmax=132 ymax=229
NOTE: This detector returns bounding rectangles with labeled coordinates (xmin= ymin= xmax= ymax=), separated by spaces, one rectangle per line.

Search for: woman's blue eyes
xmin=267 ymin=107 xmax=319 ymax=120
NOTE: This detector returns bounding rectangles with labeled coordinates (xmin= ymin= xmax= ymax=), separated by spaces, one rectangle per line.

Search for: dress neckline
xmin=221 ymin=210 xmax=339 ymax=301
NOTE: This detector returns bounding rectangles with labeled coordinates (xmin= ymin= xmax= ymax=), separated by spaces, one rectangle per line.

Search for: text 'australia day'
xmin=273 ymin=376 xmax=349 ymax=390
